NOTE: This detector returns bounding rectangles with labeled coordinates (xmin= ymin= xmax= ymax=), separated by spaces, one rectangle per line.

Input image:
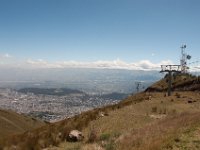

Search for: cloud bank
xmin=26 ymin=59 xmax=173 ymax=70
xmin=0 ymin=53 xmax=174 ymax=70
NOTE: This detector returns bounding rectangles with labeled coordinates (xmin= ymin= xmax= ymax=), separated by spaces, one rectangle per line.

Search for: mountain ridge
xmin=0 ymin=109 xmax=45 ymax=140
xmin=146 ymin=73 xmax=200 ymax=92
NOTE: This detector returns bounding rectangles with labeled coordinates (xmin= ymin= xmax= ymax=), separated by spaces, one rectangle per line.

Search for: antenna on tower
xmin=159 ymin=44 xmax=192 ymax=96
xmin=180 ymin=44 xmax=191 ymax=73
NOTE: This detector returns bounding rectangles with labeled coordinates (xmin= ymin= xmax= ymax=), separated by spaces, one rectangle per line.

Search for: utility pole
xmin=160 ymin=65 xmax=181 ymax=96
xmin=135 ymin=81 xmax=141 ymax=93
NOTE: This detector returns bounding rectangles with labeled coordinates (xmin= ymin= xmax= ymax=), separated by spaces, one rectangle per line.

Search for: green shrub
xmin=105 ymin=140 xmax=115 ymax=150
xmin=99 ymin=133 xmax=111 ymax=141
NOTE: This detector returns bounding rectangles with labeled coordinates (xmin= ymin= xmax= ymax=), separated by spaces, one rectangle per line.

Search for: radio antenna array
xmin=160 ymin=44 xmax=192 ymax=96
xmin=180 ymin=44 xmax=191 ymax=73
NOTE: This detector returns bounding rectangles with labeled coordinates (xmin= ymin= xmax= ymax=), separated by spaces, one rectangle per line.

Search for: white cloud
xmin=26 ymin=59 xmax=174 ymax=70
xmin=136 ymin=60 xmax=158 ymax=69
xmin=27 ymin=59 xmax=63 ymax=68
xmin=0 ymin=53 xmax=14 ymax=66
xmin=4 ymin=53 xmax=12 ymax=58
xmin=0 ymin=53 xmax=12 ymax=58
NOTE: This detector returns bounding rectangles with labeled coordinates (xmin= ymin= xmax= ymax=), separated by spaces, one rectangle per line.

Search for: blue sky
xmin=0 ymin=0 xmax=200 ymax=69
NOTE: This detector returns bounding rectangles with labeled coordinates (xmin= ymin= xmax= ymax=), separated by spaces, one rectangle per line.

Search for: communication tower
xmin=160 ymin=44 xmax=192 ymax=96
xmin=180 ymin=44 xmax=191 ymax=73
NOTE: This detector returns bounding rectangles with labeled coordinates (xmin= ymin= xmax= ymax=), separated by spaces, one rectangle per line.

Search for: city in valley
xmin=0 ymin=69 xmax=160 ymax=122
xmin=0 ymin=88 xmax=126 ymax=122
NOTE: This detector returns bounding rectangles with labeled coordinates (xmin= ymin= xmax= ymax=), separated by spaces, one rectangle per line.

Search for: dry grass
xmin=47 ymin=91 xmax=200 ymax=150
xmin=170 ymin=126 xmax=200 ymax=150
xmin=0 ymin=109 xmax=45 ymax=139
xmin=0 ymin=92 xmax=147 ymax=149
xmin=147 ymin=74 xmax=200 ymax=92
xmin=116 ymin=112 xmax=200 ymax=150
xmin=1 ymin=88 xmax=200 ymax=150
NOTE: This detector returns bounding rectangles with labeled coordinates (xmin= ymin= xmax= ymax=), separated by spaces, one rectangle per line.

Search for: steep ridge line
xmin=0 ymin=116 xmax=24 ymax=132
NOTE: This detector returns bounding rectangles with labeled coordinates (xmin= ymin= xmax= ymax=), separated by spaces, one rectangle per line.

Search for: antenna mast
xmin=160 ymin=45 xmax=192 ymax=96
xmin=180 ymin=44 xmax=191 ymax=73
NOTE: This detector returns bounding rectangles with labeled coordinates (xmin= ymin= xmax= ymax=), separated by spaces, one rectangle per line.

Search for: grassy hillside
xmin=0 ymin=109 xmax=45 ymax=140
xmin=1 ymin=74 xmax=200 ymax=150
xmin=55 ymin=92 xmax=200 ymax=150
xmin=146 ymin=73 xmax=200 ymax=92
xmin=0 ymin=93 xmax=146 ymax=149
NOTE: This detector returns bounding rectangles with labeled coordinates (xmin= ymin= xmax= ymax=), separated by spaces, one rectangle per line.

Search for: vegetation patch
xmin=99 ymin=133 xmax=111 ymax=141
xmin=116 ymin=112 xmax=200 ymax=150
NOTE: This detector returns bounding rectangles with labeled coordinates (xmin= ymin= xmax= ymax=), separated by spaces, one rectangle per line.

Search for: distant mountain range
xmin=0 ymin=68 xmax=163 ymax=93
xmin=18 ymin=87 xmax=84 ymax=96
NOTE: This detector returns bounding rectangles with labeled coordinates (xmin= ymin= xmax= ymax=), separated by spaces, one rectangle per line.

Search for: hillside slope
xmin=0 ymin=109 xmax=45 ymax=139
xmin=55 ymin=91 xmax=200 ymax=150
xmin=146 ymin=73 xmax=200 ymax=92
xmin=1 ymin=74 xmax=200 ymax=150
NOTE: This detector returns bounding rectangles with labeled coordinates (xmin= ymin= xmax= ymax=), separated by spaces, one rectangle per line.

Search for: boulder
xmin=68 ymin=130 xmax=84 ymax=142
xmin=148 ymin=96 xmax=152 ymax=100
xmin=99 ymin=112 xmax=109 ymax=117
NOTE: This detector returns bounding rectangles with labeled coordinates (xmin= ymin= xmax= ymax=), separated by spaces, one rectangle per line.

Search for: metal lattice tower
xmin=180 ymin=45 xmax=191 ymax=73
